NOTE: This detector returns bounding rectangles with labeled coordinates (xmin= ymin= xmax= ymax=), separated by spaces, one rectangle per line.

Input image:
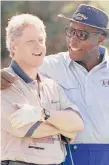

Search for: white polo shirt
xmin=39 ymin=46 xmax=109 ymax=143
xmin=2 ymin=61 xmax=80 ymax=164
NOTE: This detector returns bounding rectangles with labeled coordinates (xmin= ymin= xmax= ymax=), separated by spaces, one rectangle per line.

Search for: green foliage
xmin=1 ymin=1 xmax=109 ymax=68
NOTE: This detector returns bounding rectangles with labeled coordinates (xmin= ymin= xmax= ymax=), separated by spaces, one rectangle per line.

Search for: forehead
xmin=69 ymin=21 xmax=97 ymax=31
xmin=21 ymin=25 xmax=44 ymax=40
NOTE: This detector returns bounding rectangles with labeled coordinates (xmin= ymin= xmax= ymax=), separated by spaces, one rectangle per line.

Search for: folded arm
xmin=1 ymin=95 xmax=60 ymax=138
xmin=46 ymin=83 xmax=84 ymax=132
xmin=2 ymin=98 xmax=77 ymax=140
xmin=47 ymin=109 xmax=84 ymax=132
xmin=60 ymin=130 xmax=77 ymax=143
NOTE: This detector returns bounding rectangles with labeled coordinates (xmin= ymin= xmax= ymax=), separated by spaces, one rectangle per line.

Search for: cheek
xmin=88 ymin=35 xmax=99 ymax=45
xmin=23 ymin=46 xmax=32 ymax=56
xmin=42 ymin=44 xmax=46 ymax=55
xmin=17 ymin=45 xmax=27 ymax=53
xmin=82 ymin=45 xmax=92 ymax=54
xmin=81 ymin=39 xmax=95 ymax=52
xmin=18 ymin=46 xmax=31 ymax=60
xmin=66 ymin=37 xmax=70 ymax=48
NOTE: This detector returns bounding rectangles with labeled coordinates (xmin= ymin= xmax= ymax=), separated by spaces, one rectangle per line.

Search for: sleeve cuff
xmin=25 ymin=121 xmax=42 ymax=137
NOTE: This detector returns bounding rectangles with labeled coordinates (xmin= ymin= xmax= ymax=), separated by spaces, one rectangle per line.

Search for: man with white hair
xmin=1 ymin=14 xmax=84 ymax=165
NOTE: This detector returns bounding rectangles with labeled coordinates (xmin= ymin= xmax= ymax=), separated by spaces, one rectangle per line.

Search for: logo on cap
xmin=73 ymin=13 xmax=88 ymax=21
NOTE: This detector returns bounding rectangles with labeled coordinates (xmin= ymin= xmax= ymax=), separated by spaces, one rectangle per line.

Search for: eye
xmin=65 ymin=27 xmax=75 ymax=37
xmin=27 ymin=40 xmax=35 ymax=44
xmin=38 ymin=37 xmax=45 ymax=43
xmin=77 ymin=31 xmax=85 ymax=37
xmin=82 ymin=31 xmax=88 ymax=37
xmin=71 ymin=29 xmax=76 ymax=35
xmin=76 ymin=30 xmax=89 ymax=40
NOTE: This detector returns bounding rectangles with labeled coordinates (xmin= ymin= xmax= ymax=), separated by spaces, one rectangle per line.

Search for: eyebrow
xmin=69 ymin=27 xmax=99 ymax=33
xmin=69 ymin=22 xmax=96 ymax=32
xmin=69 ymin=27 xmax=87 ymax=32
xmin=26 ymin=39 xmax=36 ymax=42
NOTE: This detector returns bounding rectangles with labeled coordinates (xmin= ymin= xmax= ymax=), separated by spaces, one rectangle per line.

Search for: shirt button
xmin=73 ymin=145 xmax=78 ymax=150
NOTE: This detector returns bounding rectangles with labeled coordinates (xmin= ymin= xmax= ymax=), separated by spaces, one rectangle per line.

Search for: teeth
xmin=32 ymin=53 xmax=41 ymax=56
xmin=70 ymin=47 xmax=81 ymax=51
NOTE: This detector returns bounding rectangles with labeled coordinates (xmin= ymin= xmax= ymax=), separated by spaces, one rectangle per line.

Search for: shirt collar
xmin=67 ymin=46 xmax=109 ymax=68
xmin=66 ymin=51 xmax=72 ymax=67
xmin=10 ymin=60 xmax=42 ymax=83
xmin=101 ymin=46 xmax=109 ymax=67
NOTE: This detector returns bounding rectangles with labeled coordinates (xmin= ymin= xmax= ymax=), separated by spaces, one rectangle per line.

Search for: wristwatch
xmin=44 ymin=109 xmax=50 ymax=120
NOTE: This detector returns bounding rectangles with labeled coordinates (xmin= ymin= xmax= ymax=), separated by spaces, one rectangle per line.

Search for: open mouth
xmin=32 ymin=53 xmax=42 ymax=56
xmin=70 ymin=47 xmax=82 ymax=52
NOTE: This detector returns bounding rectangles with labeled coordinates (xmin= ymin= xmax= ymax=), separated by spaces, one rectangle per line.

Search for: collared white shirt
xmin=39 ymin=46 xmax=109 ymax=143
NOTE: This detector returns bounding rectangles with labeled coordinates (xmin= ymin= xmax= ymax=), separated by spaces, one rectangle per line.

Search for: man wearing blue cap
xmin=1 ymin=4 xmax=109 ymax=165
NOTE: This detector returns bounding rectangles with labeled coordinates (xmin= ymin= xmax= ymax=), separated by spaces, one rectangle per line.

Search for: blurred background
xmin=1 ymin=1 xmax=109 ymax=68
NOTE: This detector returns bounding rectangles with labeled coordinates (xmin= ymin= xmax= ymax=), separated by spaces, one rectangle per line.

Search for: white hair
xmin=6 ymin=13 xmax=46 ymax=52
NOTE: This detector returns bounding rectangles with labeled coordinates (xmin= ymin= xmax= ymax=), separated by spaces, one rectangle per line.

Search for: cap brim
xmin=58 ymin=14 xmax=109 ymax=38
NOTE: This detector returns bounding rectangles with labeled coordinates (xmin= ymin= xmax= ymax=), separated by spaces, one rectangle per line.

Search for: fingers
xmin=69 ymin=134 xmax=77 ymax=143
xmin=9 ymin=104 xmax=22 ymax=121
xmin=0 ymin=78 xmax=12 ymax=90
xmin=13 ymin=121 xmax=24 ymax=129
xmin=11 ymin=119 xmax=31 ymax=128
xmin=13 ymin=122 xmax=25 ymax=129
xmin=0 ymin=69 xmax=18 ymax=90
xmin=13 ymin=103 xmax=20 ymax=110
xmin=9 ymin=114 xmax=24 ymax=128
xmin=2 ymin=69 xmax=18 ymax=83
xmin=9 ymin=110 xmax=21 ymax=120
xmin=13 ymin=103 xmax=24 ymax=109
xmin=69 ymin=138 xmax=75 ymax=144
xmin=14 ymin=121 xmax=32 ymax=128
xmin=11 ymin=119 xmax=23 ymax=128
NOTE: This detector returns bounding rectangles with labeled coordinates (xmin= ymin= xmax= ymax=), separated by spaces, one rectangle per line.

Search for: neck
xmin=79 ymin=48 xmax=102 ymax=71
xmin=14 ymin=60 xmax=38 ymax=80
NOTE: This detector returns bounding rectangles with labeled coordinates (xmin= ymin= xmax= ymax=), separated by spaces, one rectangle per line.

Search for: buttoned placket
xmin=30 ymin=80 xmax=43 ymax=108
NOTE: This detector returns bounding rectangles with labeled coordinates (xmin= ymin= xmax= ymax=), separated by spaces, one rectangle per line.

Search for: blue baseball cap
xmin=58 ymin=4 xmax=109 ymax=37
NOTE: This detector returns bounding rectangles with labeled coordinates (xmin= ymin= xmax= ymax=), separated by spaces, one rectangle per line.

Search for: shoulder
xmin=99 ymin=46 xmax=109 ymax=67
xmin=43 ymin=51 xmax=69 ymax=67
xmin=39 ymin=52 xmax=70 ymax=80
xmin=2 ymin=67 xmax=24 ymax=96
xmin=4 ymin=66 xmax=15 ymax=74
xmin=42 ymin=76 xmax=58 ymax=88
xmin=41 ymin=76 xmax=61 ymax=97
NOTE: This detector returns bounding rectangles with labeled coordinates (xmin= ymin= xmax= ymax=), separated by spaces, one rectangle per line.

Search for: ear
xmin=10 ymin=41 xmax=18 ymax=57
xmin=10 ymin=41 xmax=16 ymax=57
xmin=10 ymin=41 xmax=17 ymax=52
xmin=98 ymin=34 xmax=105 ymax=45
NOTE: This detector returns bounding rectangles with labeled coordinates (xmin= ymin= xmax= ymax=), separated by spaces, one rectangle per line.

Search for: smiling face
xmin=66 ymin=21 xmax=105 ymax=61
xmin=11 ymin=25 xmax=46 ymax=68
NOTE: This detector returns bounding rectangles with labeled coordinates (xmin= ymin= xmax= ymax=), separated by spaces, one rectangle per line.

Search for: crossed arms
xmin=1 ymin=82 xmax=84 ymax=142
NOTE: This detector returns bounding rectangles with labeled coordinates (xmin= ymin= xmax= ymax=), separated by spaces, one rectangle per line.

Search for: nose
xmin=33 ymin=40 xmax=42 ymax=50
xmin=69 ymin=35 xmax=79 ymax=46
xmin=70 ymin=31 xmax=78 ymax=40
xmin=68 ymin=35 xmax=80 ymax=49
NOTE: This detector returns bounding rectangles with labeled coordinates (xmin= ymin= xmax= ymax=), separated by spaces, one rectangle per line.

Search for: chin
xmin=35 ymin=62 xmax=43 ymax=68
xmin=69 ymin=53 xmax=80 ymax=61
xmin=69 ymin=49 xmax=84 ymax=61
